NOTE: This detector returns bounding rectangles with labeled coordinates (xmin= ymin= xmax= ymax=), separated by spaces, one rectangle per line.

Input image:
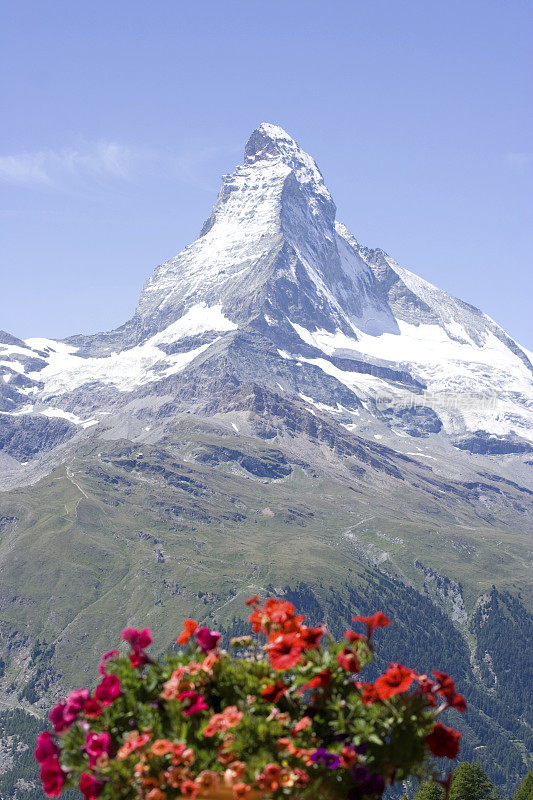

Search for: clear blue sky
xmin=1 ymin=0 xmax=532 ymax=347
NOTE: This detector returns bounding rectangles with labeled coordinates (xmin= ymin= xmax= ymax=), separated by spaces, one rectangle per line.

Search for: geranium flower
xmin=35 ymin=732 xmax=58 ymax=764
xmin=85 ymin=731 xmax=112 ymax=768
xmin=297 ymin=668 xmax=331 ymax=694
xmin=310 ymin=748 xmax=341 ymax=769
xmin=79 ymin=772 xmax=105 ymax=800
xmin=356 ymin=681 xmax=380 ymax=704
xmin=265 ymin=633 xmax=304 ymax=670
xmin=299 ymin=626 xmax=324 ymax=649
xmin=64 ymin=688 xmax=91 ymax=724
xmin=291 ymin=715 xmax=312 ymax=735
xmin=344 ymin=630 xmax=366 ymax=643
xmin=180 ymin=779 xmax=200 ymax=798
xmin=39 ymin=756 xmax=65 ymax=798
xmin=432 ymin=670 xmax=467 ymax=712
xmin=426 ymin=722 xmax=461 ymax=759
xmin=176 ymin=690 xmax=208 ymax=716
xmin=351 ymin=612 xmax=390 ymax=639
xmin=49 ymin=702 xmax=69 ymax=734
xmin=261 ymin=680 xmax=287 ymax=703
xmin=151 ymin=739 xmax=174 ymax=756
xmin=195 ymin=627 xmax=221 ymax=654
xmin=94 ymin=673 xmax=121 ymax=706
xmin=98 ymin=650 xmax=119 ymax=675
xmin=129 ymin=647 xmax=152 ymax=669
xmin=121 ymin=627 xmax=152 ymax=649
xmin=374 ymin=663 xmax=413 ymax=699
xmin=245 ymin=594 xmax=259 ymax=606
xmin=340 ymin=746 xmax=358 ymax=768
xmin=83 ymin=697 xmax=103 ymax=717
xmin=177 ymin=619 xmax=198 ymax=645
xmin=336 ymin=647 xmax=361 ymax=673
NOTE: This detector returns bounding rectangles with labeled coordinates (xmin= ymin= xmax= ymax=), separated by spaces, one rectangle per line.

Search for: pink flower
xmin=39 ymin=756 xmax=65 ymax=798
xmin=35 ymin=732 xmax=58 ymax=764
xmin=83 ymin=697 xmax=103 ymax=718
xmin=79 ymin=772 xmax=105 ymax=800
xmin=177 ymin=690 xmax=209 ymax=716
xmin=49 ymin=702 xmax=69 ymax=733
xmin=129 ymin=647 xmax=152 ymax=669
xmin=98 ymin=650 xmax=119 ymax=675
xmin=64 ymin=688 xmax=91 ymax=724
xmin=195 ymin=627 xmax=221 ymax=654
xmin=121 ymin=627 xmax=152 ymax=649
xmin=85 ymin=731 xmax=112 ymax=768
xmin=94 ymin=673 xmax=121 ymax=706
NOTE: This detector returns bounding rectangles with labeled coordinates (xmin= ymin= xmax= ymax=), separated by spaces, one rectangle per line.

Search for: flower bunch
xmin=36 ymin=597 xmax=465 ymax=800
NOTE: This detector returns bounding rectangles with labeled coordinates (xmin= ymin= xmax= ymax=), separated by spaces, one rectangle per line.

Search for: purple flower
xmin=350 ymin=765 xmax=385 ymax=799
xmin=311 ymin=748 xmax=341 ymax=769
xmin=194 ymin=626 xmax=221 ymax=654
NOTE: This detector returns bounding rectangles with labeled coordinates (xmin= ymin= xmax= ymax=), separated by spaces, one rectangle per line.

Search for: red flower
xmin=352 ymin=612 xmax=391 ymax=638
xmin=262 ymin=598 xmax=296 ymax=625
xmin=39 ymin=756 xmax=65 ymax=798
xmin=245 ymin=595 xmax=259 ymax=606
xmin=433 ymin=670 xmax=467 ymax=712
xmin=85 ymin=731 xmax=112 ymax=768
xmin=79 ymin=772 xmax=105 ymax=800
xmin=344 ymin=630 xmax=366 ymax=644
xmin=265 ymin=633 xmax=304 ymax=670
xmin=336 ymin=647 xmax=361 ymax=673
xmin=121 ymin=627 xmax=152 ymax=649
xmin=426 ymin=722 xmax=461 ymax=759
xmin=298 ymin=668 xmax=331 ymax=694
xmin=374 ymin=663 xmax=413 ymax=699
xmin=298 ymin=626 xmax=324 ymax=649
xmin=83 ymin=697 xmax=103 ymax=718
xmin=261 ymin=680 xmax=287 ymax=703
xmin=130 ymin=648 xmax=152 ymax=669
xmin=94 ymin=673 xmax=121 ymax=706
xmin=176 ymin=691 xmax=208 ymax=716
xmin=340 ymin=745 xmax=358 ymax=768
xmin=177 ymin=619 xmax=198 ymax=645
xmin=357 ymin=681 xmax=380 ymax=704
xmin=35 ymin=732 xmax=58 ymax=764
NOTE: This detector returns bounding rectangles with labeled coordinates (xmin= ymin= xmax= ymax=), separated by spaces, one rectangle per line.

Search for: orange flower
xmin=201 ymin=652 xmax=218 ymax=672
xmin=180 ymin=779 xmax=200 ymax=798
xmin=291 ymin=716 xmax=312 ymax=736
xmin=177 ymin=619 xmax=198 ymax=645
xmin=340 ymin=746 xmax=358 ymax=768
xmin=233 ymin=784 xmax=251 ymax=800
xmin=146 ymin=790 xmax=166 ymax=800
xmin=151 ymin=739 xmax=174 ymax=756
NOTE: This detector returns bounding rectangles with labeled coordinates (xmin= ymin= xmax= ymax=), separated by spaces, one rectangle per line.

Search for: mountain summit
xmin=1 ymin=123 xmax=531 ymax=470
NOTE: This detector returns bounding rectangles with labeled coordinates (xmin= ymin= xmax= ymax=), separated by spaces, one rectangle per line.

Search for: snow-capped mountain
xmin=1 ymin=123 xmax=532 ymax=480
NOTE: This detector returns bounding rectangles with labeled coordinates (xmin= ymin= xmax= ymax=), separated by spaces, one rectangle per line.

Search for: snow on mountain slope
xmin=1 ymin=123 xmax=532 ymax=467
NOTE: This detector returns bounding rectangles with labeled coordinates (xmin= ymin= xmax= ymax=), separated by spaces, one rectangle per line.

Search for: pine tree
xmin=414 ymin=782 xmax=445 ymax=800
xmin=514 ymin=771 xmax=533 ymax=800
xmin=450 ymin=762 xmax=498 ymax=800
